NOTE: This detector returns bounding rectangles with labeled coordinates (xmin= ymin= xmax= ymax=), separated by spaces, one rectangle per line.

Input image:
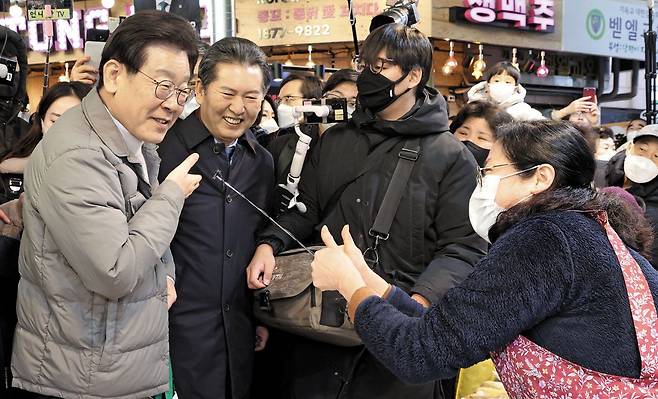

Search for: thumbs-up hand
xmin=337 ymin=225 xmax=391 ymax=297
xmin=165 ymin=153 xmax=202 ymax=198
xmin=311 ymin=226 xmax=365 ymax=298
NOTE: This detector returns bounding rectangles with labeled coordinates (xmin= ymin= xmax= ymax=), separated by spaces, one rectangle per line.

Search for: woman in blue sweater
xmin=311 ymin=120 xmax=658 ymax=397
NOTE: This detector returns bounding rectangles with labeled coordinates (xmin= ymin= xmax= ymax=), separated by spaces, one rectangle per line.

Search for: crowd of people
xmin=0 ymin=8 xmax=657 ymax=399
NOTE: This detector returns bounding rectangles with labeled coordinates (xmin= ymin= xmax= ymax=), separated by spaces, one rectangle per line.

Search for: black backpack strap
xmin=369 ymin=137 xmax=421 ymax=242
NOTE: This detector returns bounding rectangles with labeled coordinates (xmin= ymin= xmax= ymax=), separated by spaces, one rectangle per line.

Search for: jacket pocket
xmin=125 ymin=192 xmax=147 ymax=221
xmin=98 ymin=300 xmax=118 ymax=372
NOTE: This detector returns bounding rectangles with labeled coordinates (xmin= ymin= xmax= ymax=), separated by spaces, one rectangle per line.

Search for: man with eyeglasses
xmin=157 ymin=37 xmax=274 ymax=399
xmin=249 ymin=23 xmax=487 ymax=399
xmin=11 ymin=11 xmax=201 ymax=399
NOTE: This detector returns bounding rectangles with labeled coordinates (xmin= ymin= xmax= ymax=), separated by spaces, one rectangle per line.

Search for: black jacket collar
xmin=176 ymin=110 xmax=258 ymax=153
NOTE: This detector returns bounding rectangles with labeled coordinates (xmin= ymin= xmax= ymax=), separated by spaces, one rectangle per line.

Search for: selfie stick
xmin=280 ymin=125 xmax=312 ymax=214
xmin=43 ymin=5 xmax=54 ymax=95
xmin=646 ymin=0 xmax=656 ymax=124
xmin=348 ymin=0 xmax=359 ymax=59
xmin=280 ymin=104 xmax=336 ymax=214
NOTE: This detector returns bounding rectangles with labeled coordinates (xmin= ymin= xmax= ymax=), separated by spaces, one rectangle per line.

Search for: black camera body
xmin=300 ymin=98 xmax=349 ymax=125
xmin=370 ymin=0 xmax=420 ymax=32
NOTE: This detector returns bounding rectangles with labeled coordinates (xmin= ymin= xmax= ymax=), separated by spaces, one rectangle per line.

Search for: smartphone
xmin=85 ymin=28 xmax=109 ymax=42
xmin=583 ymin=87 xmax=597 ymax=103
xmin=84 ymin=41 xmax=105 ymax=70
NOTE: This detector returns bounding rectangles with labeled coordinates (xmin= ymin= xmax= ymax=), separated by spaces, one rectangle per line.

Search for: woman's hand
xmin=312 ymin=227 xmax=366 ymax=300
xmin=321 ymin=225 xmax=391 ymax=297
xmin=552 ymin=96 xmax=596 ymax=120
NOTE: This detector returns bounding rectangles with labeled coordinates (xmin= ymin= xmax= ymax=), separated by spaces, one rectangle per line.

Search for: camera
xmin=297 ymin=98 xmax=349 ymax=125
xmin=369 ymin=0 xmax=420 ymax=32
xmin=0 ymin=57 xmax=17 ymax=86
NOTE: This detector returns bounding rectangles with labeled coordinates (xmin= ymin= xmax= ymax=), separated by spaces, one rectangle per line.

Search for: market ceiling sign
xmin=449 ymin=0 xmax=556 ymax=33
xmin=235 ymin=0 xmax=431 ymax=46
xmin=562 ymin=0 xmax=649 ymax=61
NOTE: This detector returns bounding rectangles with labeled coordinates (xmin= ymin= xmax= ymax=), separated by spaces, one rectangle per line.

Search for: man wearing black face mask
xmin=0 ymin=27 xmax=29 ymax=163
xmin=249 ymin=23 xmax=487 ymax=399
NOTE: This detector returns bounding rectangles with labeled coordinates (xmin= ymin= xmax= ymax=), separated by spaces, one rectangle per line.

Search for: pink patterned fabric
xmin=491 ymin=212 xmax=658 ymax=398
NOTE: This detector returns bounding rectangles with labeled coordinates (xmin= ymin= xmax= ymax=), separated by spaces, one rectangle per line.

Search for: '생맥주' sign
xmin=449 ymin=0 xmax=556 ymax=33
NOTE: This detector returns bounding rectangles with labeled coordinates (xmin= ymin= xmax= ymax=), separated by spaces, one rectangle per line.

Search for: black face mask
xmin=463 ymin=141 xmax=490 ymax=168
xmin=356 ymin=69 xmax=411 ymax=114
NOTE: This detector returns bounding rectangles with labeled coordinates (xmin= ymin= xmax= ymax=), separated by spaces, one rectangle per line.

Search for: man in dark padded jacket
xmin=247 ymin=23 xmax=487 ymax=399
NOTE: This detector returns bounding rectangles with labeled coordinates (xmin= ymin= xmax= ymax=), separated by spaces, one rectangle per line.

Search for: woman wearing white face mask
xmin=311 ymin=120 xmax=658 ymax=398
xmin=606 ymin=124 xmax=658 ymax=265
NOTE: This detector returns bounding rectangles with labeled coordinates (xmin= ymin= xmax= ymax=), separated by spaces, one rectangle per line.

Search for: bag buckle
xmin=368 ymin=228 xmax=389 ymax=243
xmin=258 ymin=290 xmax=272 ymax=312
xmin=398 ymin=148 xmax=419 ymax=161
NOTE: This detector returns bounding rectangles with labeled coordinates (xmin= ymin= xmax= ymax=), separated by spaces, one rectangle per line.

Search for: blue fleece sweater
xmin=354 ymin=211 xmax=658 ymax=385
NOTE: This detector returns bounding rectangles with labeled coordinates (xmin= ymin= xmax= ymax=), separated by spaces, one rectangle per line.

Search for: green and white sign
xmin=562 ymin=0 xmax=652 ymax=60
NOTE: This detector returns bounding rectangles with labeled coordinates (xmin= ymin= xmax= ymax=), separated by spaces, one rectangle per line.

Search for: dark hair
xmin=488 ymin=120 xmax=654 ymax=259
xmin=253 ymin=95 xmax=278 ymax=127
xmin=198 ymin=36 xmax=272 ymax=93
xmin=484 ymin=61 xmax=521 ymax=85
xmin=449 ymin=101 xmax=514 ymax=137
xmin=360 ymin=23 xmax=432 ymax=93
xmin=597 ymin=127 xmax=614 ymax=140
xmin=98 ymin=11 xmax=198 ymax=88
xmin=2 ymin=81 xmax=92 ymax=161
xmin=323 ymin=69 xmax=359 ymax=95
xmin=279 ymin=73 xmax=323 ymax=100
xmin=197 ymin=41 xmax=210 ymax=57
xmin=628 ymin=118 xmax=647 ymax=129
xmin=571 ymin=123 xmax=598 ymax=155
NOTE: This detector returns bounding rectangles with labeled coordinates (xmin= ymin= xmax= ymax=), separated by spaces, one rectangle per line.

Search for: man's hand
xmin=254 ymin=326 xmax=269 ymax=352
xmin=247 ymin=244 xmax=276 ymax=289
xmin=165 ymin=153 xmax=202 ymax=198
xmin=70 ymin=56 xmax=99 ymax=85
xmin=411 ymin=293 xmax=430 ymax=308
xmin=166 ymin=277 xmax=177 ymax=309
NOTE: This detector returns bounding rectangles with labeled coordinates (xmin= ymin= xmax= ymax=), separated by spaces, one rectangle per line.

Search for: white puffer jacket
xmin=467 ymin=81 xmax=545 ymax=122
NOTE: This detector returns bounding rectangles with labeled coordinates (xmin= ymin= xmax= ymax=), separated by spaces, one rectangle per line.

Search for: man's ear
xmin=407 ymin=67 xmax=423 ymax=89
xmin=102 ymin=60 xmax=123 ymax=94
xmin=195 ymin=80 xmax=206 ymax=106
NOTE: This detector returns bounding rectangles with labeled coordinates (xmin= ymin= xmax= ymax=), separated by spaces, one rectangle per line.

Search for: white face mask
xmin=469 ymin=165 xmax=539 ymax=243
xmin=259 ymin=118 xmax=279 ymax=134
xmin=624 ymin=154 xmax=658 ymax=184
xmin=488 ymin=83 xmax=516 ymax=104
xmin=347 ymin=105 xmax=356 ymax=119
xmin=627 ymin=130 xmax=641 ymax=143
xmin=179 ymin=96 xmax=200 ymax=120
xmin=277 ymin=104 xmax=299 ymax=129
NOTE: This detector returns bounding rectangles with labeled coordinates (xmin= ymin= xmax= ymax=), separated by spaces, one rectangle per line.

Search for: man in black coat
xmin=134 ymin=0 xmax=201 ymax=34
xmin=248 ymin=23 xmax=487 ymax=399
xmin=158 ymin=38 xmax=274 ymax=399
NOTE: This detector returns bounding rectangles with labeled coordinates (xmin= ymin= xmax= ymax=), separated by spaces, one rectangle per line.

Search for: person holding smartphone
xmin=551 ymin=88 xmax=600 ymax=128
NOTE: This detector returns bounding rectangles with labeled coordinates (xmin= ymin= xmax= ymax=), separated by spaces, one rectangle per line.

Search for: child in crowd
xmin=467 ymin=61 xmax=544 ymax=121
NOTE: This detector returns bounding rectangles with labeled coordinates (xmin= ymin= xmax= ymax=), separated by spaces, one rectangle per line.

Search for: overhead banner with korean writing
xmin=235 ymin=0 xmax=431 ymax=47
xmin=562 ymin=0 xmax=649 ymax=60
xmin=450 ymin=0 xmax=556 ymax=33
